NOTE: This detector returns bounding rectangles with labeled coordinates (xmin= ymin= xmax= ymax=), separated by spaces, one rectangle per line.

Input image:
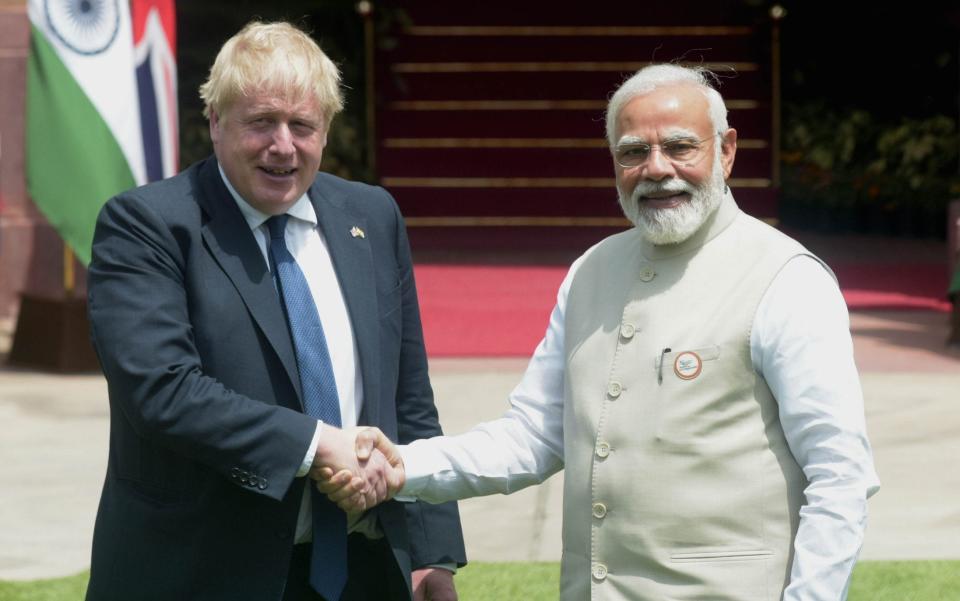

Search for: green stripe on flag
xmin=26 ymin=24 xmax=137 ymax=266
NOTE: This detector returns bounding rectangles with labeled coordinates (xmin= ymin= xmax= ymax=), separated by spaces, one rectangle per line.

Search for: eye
xmin=290 ymin=121 xmax=317 ymax=136
xmin=663 ymin=141 xmax=699 ymax=159
xmin=619 ymin=145 xmax=650 ymax=159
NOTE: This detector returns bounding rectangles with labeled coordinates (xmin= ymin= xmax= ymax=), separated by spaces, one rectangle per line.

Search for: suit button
xmin=596 ymin=442 xmax=611 ymax=458
xmin=607 ymin=381 xmax=622 ymax=398
xmin=592 ymin=563 xmax=608 ymax=581
xmin=592 ymin=502 xmax=607 ymax=519
xmin=620 ymin=323 xmax=635 ymax=339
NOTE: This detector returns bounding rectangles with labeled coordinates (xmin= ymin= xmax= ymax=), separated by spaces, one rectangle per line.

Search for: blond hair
xmin=199 ymin=21 xmax=344 ymax=121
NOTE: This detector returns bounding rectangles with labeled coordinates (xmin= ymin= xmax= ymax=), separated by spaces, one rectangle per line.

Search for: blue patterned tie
xmin=266 ymin=215 xmax=347 ymax=601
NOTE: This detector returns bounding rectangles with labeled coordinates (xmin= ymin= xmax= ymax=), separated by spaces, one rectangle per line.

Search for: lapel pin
xmin=674 ymin=351 xmax=703 ymax=380
xmin=350 ymin=226 xmax=365 ymax=239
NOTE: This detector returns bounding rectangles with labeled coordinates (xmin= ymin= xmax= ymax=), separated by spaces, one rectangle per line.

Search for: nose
xmin=269 ymin=123 xmax=295 ymax=156
xmin=640 ymin=145 xmax=675 ymax=181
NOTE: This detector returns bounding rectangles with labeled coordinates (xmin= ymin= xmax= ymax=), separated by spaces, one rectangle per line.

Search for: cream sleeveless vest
xmin=559 ymin=193 xmax=824 ymax=601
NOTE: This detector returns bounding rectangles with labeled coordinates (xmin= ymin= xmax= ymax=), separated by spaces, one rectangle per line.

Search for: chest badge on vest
xmin=673 ymin=351 xmax=703 ymax=380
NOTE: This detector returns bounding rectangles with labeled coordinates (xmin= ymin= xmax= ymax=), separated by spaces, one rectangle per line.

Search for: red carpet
xmin=416 ymin=264 xmax=567 ymax=358
xmin=415 ymin=262 xmax=951 ymax=357
xmin=832 ymin=263 xmax=951 ymax=313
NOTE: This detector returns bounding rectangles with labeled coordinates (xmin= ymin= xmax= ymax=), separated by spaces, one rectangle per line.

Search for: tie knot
xmin=266 ymin=214 xmax=289 ymax=240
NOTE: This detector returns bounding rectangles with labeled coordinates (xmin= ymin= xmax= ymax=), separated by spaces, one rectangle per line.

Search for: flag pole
xmin=63 ymin=243 xmax=75 ymax=299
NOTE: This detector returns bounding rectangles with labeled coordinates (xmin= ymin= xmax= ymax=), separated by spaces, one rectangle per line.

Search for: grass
xmin=1 ymin=560 xmax=957 ymax=600
xmin=457 ymin=562 xmax=560 ymax=600
xmin=0 ymin=572 xmax=87 ymax=601
xmin=847 ymin=561 xmax=960 ymax=601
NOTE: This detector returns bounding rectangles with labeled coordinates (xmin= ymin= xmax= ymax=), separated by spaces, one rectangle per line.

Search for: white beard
xmin=618 ymin=160 xmax=727 ymax=245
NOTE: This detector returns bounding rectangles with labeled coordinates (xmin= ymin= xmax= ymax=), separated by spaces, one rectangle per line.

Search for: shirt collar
xmin=217 ymin=162 xmax=318 ymax=232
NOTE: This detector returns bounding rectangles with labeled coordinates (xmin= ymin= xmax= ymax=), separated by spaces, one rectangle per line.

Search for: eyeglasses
xmin=614 ymin=134 xmax=719 ymax=169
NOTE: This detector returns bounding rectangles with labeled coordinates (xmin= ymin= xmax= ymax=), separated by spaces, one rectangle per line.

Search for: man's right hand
xmin=311 ymin=426 xmax=405 ymax=513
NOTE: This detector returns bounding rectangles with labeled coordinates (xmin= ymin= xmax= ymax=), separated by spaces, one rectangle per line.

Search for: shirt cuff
xmin=395 ymin=444 xmax=430 ymax=501
xmin=296 ymin=421 xmax=324 ymax=477
xmin=421 ymin=563 xmax=457 ymax=574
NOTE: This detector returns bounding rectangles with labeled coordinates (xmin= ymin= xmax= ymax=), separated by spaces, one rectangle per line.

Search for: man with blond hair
xmin=326 ymin=63 xmax=880 ymax=600
xmin=86 ymin=21 xmax=463 ymax=601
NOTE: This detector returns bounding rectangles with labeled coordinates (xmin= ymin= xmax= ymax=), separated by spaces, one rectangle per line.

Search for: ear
xmin=719 ymin=128 xmax=737 ymax=179
xmin=209 ymin=109 xmax=222 ymax=145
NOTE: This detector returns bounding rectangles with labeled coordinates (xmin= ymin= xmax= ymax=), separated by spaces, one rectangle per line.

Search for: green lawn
xmin=1 ymin=560 xmax=957 ymax=600
xmin=0 ymin=572 xmax=87 ymax=601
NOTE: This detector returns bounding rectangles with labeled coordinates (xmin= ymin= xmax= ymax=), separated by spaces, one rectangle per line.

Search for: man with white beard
xmin=321 ymin=64 xmax=880 ymax=601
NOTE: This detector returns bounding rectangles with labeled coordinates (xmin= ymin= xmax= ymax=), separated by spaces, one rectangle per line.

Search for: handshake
xmin=310 ymin=426 xmax=405 ymax=515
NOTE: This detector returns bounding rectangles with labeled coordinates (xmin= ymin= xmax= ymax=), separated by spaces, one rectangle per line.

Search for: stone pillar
xmin=1 ymin=1 xmax=95 ymax=370
xmin=0 ymin=0 xmax=85 ymax=323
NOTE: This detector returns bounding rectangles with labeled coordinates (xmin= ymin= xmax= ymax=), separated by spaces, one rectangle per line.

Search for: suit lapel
xmin=310 ymin=182 xmax=380 ymax=426
xmin=195 ymin=159 xmax=303 ymax=405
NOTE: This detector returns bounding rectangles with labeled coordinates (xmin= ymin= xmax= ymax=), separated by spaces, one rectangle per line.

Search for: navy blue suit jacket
xmin=85 ymin=157 xmax=465 ymax=600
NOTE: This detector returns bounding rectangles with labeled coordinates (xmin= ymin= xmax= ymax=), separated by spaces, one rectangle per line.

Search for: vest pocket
xmin=667 ymin=548 xmax=773 ymax=600
xmin=652 ymin=345 xmax=721 ymax=378
xmin=652 ymin=344 xmax=723 ymax=444
xmin=670 ymin=548 xmax=773 ymax=562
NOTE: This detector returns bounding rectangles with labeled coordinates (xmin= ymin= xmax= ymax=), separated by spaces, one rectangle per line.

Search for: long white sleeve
xmin=751 ymin=256 xmax=880 ymax=601
xmin=398 ymin=262 xmax=577 ymax=504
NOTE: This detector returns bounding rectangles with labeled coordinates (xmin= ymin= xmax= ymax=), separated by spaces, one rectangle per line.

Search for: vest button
xmin=592 ymin=502 xmax=607 ymax=519
xmin=607 ymin=381 xmax=622 ymax=398
xmin=639 ymin=265 xmax=656 ymax=282
xmin=620 ymin=323 xmax=635 ymax=339
xmin=596 ymin=442 xmax=610 ymax=458
xmin=592 ymin=563 xmax=608 ymax=581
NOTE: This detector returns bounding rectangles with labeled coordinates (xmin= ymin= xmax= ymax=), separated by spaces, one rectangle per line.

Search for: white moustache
xmin=631 ymin=179 xmax=697 ymax=201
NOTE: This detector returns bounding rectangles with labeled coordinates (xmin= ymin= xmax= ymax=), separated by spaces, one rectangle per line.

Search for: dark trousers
xmin=283 ymin=534 xmax=410 ymax=601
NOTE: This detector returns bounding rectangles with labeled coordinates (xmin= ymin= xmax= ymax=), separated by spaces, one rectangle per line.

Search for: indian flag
xmin=26 ymin=0 xmax=147 ymax=265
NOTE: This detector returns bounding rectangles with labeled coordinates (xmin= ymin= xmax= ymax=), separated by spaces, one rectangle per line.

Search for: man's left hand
xmin=412 ymin=567 xmax=457 ymax=601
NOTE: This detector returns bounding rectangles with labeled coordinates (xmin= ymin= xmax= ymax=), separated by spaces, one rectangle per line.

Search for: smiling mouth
xmin=260 ymin=167 xmax=296 ymax=176
xmin=642 ymin=191 xmax=688 ymax=200
xmin=641 ymin=191 xmax=689 ymax=201
xmin=639 ymin=191 xmax=690 ymax=209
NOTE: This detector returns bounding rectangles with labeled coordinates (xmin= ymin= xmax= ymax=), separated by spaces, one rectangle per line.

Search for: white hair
xmin=605 ymin=64 xmax=729 ymax=146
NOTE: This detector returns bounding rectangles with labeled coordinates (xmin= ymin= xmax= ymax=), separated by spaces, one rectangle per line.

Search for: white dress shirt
xmin=220 ymin=166 xmax=362 ymax=543
xmin=401 ymin=253 xmax=880 ymax=600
